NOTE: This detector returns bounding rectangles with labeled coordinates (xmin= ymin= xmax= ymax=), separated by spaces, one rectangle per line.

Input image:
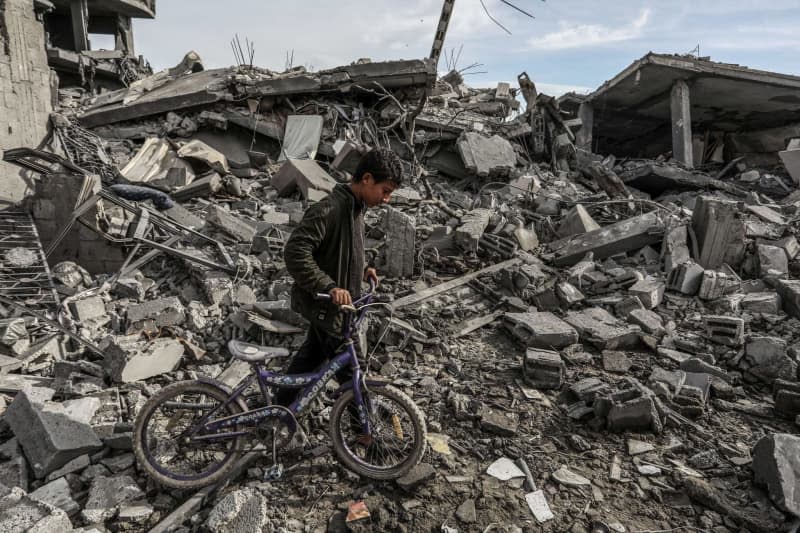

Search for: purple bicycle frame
xmin=188 ymin=289 xmax=376 ymax=442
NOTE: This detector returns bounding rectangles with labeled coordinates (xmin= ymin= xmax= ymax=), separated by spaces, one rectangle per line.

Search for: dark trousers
xmin=275 ymin=325 xmax=353 ymax=406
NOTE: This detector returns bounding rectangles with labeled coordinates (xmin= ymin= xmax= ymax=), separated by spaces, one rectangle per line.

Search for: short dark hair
xmin=353 ymin=149 xmax=403 ymax=186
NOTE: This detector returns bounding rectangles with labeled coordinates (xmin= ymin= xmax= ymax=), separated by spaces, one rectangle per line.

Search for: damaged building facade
xmin=0 ymin=2 xmax=799 ymax=532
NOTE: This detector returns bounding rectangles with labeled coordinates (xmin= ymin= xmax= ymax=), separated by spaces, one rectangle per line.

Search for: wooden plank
xmin=391 ymin=258 xmax=520 ymax=310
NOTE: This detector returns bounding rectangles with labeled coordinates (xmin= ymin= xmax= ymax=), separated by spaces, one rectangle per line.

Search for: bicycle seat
xmin=228 ymin=340 xmax=290 ymax=362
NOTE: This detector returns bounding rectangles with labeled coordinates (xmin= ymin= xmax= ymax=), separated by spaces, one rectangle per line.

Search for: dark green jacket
xmin=284 ymin=184 xmax=364 ymax=337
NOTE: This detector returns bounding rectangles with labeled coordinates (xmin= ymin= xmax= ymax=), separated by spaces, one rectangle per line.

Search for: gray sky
xmin=129 ymin=0 xmax=800 ymax=96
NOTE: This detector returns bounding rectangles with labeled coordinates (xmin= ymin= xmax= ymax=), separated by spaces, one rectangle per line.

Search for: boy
xmin=277 ymin=149 xmax=404 ymax=405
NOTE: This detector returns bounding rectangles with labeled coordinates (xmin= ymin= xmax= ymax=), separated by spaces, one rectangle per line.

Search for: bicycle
xmin=132 ymin=281 xmax=427 ymax=489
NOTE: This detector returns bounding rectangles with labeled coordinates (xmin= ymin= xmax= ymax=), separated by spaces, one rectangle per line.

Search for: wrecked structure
xmin=0 ymin=2 xmax=799 ymax=532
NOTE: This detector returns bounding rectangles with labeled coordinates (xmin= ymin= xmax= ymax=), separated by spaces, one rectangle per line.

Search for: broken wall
xmin=0 ymin=0 xmax=54 ymax=202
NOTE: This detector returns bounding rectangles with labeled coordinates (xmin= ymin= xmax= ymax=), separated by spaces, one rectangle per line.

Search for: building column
xmin=576 ymin=102 xmax=594 ymax=152
xmin=670 ymin=79 xmax=693 ymax=168
xmin=69 ymin=0 xmax=89 ymax=52
xmin=115 ymin=15 xmax=135 ymax=55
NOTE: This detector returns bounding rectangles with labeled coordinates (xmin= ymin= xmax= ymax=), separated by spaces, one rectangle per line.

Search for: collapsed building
xmin=0 ymin=1 xmax=799 ymax=532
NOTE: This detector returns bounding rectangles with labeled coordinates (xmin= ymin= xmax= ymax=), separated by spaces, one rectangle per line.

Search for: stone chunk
xmin=602 ymin=351 xmax=632 ymax=373
xmin=680 ymin=358 xmax=731 ymax=383
xmin=662 ymin=225 xmax=691 ymax=274
xmin=396 ymin=463 xmax=436 ymax=491
xmin=504 ymin=311 xmax=579 ymax=349
xmin=30 ymin=477 xmax=79 ymax=515
xmin=666 ymin=261 xmax=703 ymax=295
xmin=556 ymin=204 xmax=600 ymax=238
xmin=565 ymin=307 xmax=640 ymax=350
xmin=628 ymin=279 xmax=664 ymax=309
xmin=698 ymin=270 xmax=730 ymax=301
xmin=104 ymin=336 xmax=183 ymax=383
xmin=457 ymin=132 xmax=516 ymax=178
xmin=81 ymin=474 xmax=145 ymax=523
xmin=127 ymin=296 xmax=185 ymax=332
xmin=757 ymin=244 xmax=789 ymax=279
xmin=627 ymin=308 xmax=665 ymax=337
xmin=606 ymin=396 xmax=662 ymax=434
xmin=455 ymin=208 xmax=491 ymax=252
xmin=382 ymin=207 xmax=415 ymax=278
xmin=0 ymin=487 xmax=73 ymax=532
xmin=523 ymin=348 xmax=566 ymax=390
xmin=206 ymin=488 xmax=269 ymax=532
xmin=752 ymin=434 xmax=800 ymax=516
xmin=551 ymin=466 xmax=591 ymax=487
xmin=5 ymin=388 xmax=102 ymax=478
xmin=704 ymin=315 xmax=744 ymax=347
xmin=479 ymin=408 xmax=519 ymax=436
xmin=745 ymin=336 xmax=796 ymax=385
xmin=69 ymin=295 xmax=109 ymax=329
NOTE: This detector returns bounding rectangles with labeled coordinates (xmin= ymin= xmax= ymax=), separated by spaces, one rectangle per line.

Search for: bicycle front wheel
xmin=133 ymin=381 xmax=243 ymax=490
xmin=330 ymin=384 xmax=426 ymax=480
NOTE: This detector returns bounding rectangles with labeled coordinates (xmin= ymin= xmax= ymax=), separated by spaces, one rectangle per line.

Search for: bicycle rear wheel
xmin=330 ymin=384 xmax=426 ymax=480
xmin=133 ymin=381 xmax=243 ymax=490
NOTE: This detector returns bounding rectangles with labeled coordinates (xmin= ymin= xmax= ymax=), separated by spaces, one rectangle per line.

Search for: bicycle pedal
xmin=263 ymin=463 xmax=284 ymax=481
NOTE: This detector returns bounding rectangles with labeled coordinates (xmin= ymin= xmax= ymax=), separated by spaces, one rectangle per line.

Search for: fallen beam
xmin=551 ymin=211 xmax=666 ymax=267
xmin=391 ymin=258 xmax=521 ymax=310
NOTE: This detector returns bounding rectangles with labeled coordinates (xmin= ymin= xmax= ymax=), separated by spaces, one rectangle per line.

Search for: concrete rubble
xmin=0 ymin=1 xmax=798 ymax=531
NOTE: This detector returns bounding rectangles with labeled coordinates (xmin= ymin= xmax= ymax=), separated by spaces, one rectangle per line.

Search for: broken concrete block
xmin=206 ymin=205 xmax=257 ymax=242
xmin=457 ymin=132 xmax=515 ymax=178
xmin=691 ymin=196 xmax=746 ymax=269
xmin=570 ymin=378 xmax=613 ymax=402
xmin=606 ymin=396 xmax=662 ymax=434
xmin=648 ymin=367 xmax=686 ymax=398
xmin=523 ymin=348 xmax=566 ymax=390
xmin=680 ymin=358 xmax=731 ymax=383
xmin=662 ymin=225 xmax=691 ymax=274
xmin=602 ymin=350 xmax=632 ymax=373
xmin=0 ymin=487 xmax=74 ymax=532
xmin=704 ymin=315 xmax=744 ymax=347
xmin=776 ymin=279 xmax=800 ymax=319
xmin=666 ymin=261 xmax=703 ymax=295
xmin=565 ymin=307 xmax=640 ymax=350
xmin=774 ymin=380 xmax=800 ymax=418
xmin=396 ymin=463 xmax=437 ymax=491
xmin=81 ymin=474 xmax=145 ymax=523
xmin=5 ymin=388 xmax=102 ymax=478
xmin=479 ymin=407 xmax=519 ymax=436
xmin=331 ymin=141 xmax=364 ymax=174
xmin=556 ymin=204 xmax=600 ymax=238
xmin=503 ymin=312 xmax=579 ymax=349
xmin=741 ymin=292 xmax=782 ymax=314
xmin=698 ymin=270 xmax=730 ymax=301
xmin=552 ymin=211 xmax=665 ymax=267
xmin=104 ymin=336 xmax=183 ymax=383
xmin=127 ymin=296 xmax=185 ymax=332
xmin=752 ymin=434 xmax=800 ymax=516
xmin=177 ymin=139 xmax=229 ymax=174
xmin=774 ymin=236 xmax=800 ymax=260
xmin=455 ymin=208 xmax=491 ymax=252
xmin=69 ymin=295 xmax=109 ymax=329
xmin=628 ymin=279 xmax=664 ymax=309
xmin=674 ymin=372 xmax=712 ymax=416
xmin=627 ymin=308 xmax=665 ymax=337
xmin=271 ymin=158 xmax=337 ymax=200
xmin=757 ymin=244 xmax=789 ymax=279
xmin=382 ymin=207 xmax=415 ymax=278
xmin=746 ymin=336 xmax=796 ymax=385
xmin=30 ymin=477 xmax=79 ymax=515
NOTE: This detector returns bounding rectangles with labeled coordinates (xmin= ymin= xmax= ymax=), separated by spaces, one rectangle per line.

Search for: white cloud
xmin=525 ymin=8 xmax=651 ymax=50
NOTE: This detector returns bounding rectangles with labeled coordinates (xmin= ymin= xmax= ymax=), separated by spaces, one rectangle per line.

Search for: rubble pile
xmin=0 ymin=26 xmax=799 ymax=533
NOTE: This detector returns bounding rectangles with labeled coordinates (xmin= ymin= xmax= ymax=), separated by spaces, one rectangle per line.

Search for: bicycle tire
xmin=330 ymin=384 xmax=426 ymax=480
xmin=132 ymin=380 xmax=244 ymax=490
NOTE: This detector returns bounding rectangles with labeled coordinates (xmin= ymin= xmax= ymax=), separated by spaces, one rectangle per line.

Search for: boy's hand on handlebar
xmin=329 ymin=288 xmax=352 ymax=306
xmin=364 ymin=268 xmax=379 ymax=288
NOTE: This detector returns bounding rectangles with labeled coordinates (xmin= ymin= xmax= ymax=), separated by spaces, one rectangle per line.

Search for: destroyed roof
xmin=586 ymin=52 xmax=800 ymax=150
xmin=48 ymin=0 xmax=155 ymax=18
xmin=78 ymin=59 xmax=436 ymax=128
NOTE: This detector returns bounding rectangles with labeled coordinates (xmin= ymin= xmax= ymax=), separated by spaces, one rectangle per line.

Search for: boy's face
xmin=360 ymin=173 xmax=397 ymax=207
